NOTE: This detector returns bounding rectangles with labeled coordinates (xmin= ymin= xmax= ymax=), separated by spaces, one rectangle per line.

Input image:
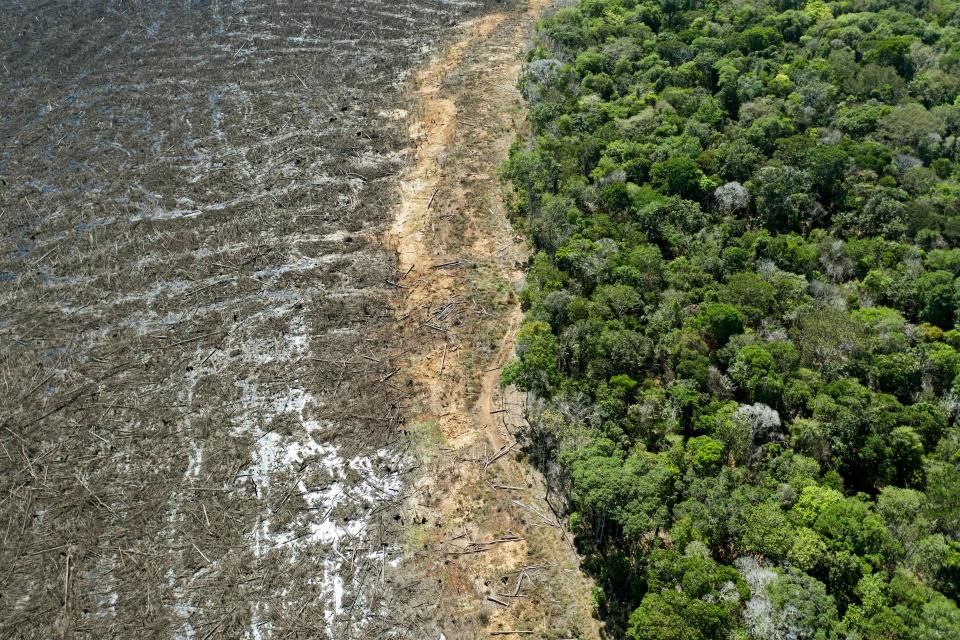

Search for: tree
xmin=687 ymin=436 xmax=724 ymax=474
xmin=693 ymin=303 xmax=744 ymax=347
xmin=738 ymin=26 xmax=783 ymax=52
xmin=733 ymin=402 xmax=783 ymax=450
xmin=626 ymin=548 xmax=748 ymax=640
xmin=789 ymin=527 xmax=831 ymax=574
xmin=868 ymin=352 xmax=922 ymax=401
xmin=719 ymin=272 xmax=778 ymax=325
xmin=730 ymin=346 xmax=784 ymax=406
xmin=839 ymin=572 xmax=910 ymax=640
xmin=749 ymin=165 xmax=816 ymax=233
xmin=863 ymin=37 xmax=914 ymax=78
xmin=635 ymin=197 xmax=709 ymax=254
xmin=718 ymin=140 xmax=764 ymax=182
xmin=876 ymin=104 xmax=945 ymax=152
xmin=925 ymin=433 xmax=960 ymax=537
xmin=618 ymin=452 xmax=680 ymax=540
xmin=765 ymin=569 xmax=839 ymax=640
xmin=886 ymin=427 xmax=925 ymax=489
xmin=743 ymin=501 xmax=795 ymax=559
xmin=650 ymin=156 xmax=705 ymax=200
xmin=916 ymin=269 xmax=955 ymax=327
xmin=501 ymin=321 xmax=561 ymax=395
xmin=569 ymin=441 xmax=624 ymax=542
xmin=714 ymin=181 xmax=750 ymax=214
xmin=814 ymin=497 xmax=900 ymax=569
xmin=790 ymin=485 xmax=844 ymax=528
xmin=593 ymin=283 xmax=643 ymax=318
xmin=805 ymin=145 xmax=849 ymax=207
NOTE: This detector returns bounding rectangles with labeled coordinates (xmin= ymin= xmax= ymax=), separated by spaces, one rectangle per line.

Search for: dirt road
xmin=386 ymin=3 xmax=601 ymax=637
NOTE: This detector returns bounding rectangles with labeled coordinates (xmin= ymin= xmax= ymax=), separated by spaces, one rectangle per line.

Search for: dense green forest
xmin=502 ymin=0 xmax=960 ymax=637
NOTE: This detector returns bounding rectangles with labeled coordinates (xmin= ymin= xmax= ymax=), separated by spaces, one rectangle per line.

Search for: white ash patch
xmin=230 ymin=312 xmax=406 ymax=638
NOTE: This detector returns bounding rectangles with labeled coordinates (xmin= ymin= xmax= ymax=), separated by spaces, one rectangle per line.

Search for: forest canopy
xmin=503 ymin=0 xmax=960 ymax=636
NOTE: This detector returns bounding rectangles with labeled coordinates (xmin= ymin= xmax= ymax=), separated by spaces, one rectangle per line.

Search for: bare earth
xmin=387 ymin=3 xmax=601 ymax=638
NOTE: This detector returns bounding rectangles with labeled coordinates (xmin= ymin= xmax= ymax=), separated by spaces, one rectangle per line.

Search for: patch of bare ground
xmin=386 ymin=3 xmax=602 ymax=638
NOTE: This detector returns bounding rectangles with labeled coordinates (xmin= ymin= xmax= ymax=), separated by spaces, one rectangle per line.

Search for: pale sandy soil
xmin=386 ymin=3 xmax=603 ymax=637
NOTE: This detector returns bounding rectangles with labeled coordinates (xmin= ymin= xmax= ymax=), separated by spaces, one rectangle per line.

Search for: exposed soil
xmin=385 ymin=3 xmax=602 ymax=638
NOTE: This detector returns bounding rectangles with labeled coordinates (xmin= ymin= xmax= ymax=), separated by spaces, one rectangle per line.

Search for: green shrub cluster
xmin=504 ymin=0 xmax=960 ymax=636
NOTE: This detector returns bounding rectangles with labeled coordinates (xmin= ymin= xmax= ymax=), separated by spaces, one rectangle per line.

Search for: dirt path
xmin=385 ymin=2 xmax=602 ymax=638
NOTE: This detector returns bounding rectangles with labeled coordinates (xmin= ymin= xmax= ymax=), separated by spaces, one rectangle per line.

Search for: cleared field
xmin=0 ymin=1 xmax=492 ymax=637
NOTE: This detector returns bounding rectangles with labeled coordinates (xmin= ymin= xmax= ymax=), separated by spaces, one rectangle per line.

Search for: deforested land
xmin=0 ymin=1 xmax=515 ymax=637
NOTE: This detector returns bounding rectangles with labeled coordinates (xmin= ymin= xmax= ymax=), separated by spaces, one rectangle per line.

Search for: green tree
xmin=626 ymin=548 xmax=748 ymax=640
xmin=501 ymin=321 xmax=561 ymax=395
xmin=805 ymin=145 xmax=849 ymax=207
xmin=650 ymin=156 xmax=705 ymax=200
xmin=693 ymin=303 xmax=744 ymax=347
xmin=814 ymin=497 xmax=900 ymax=569
xmin=868 ymin=352 xmax=922 ymax=401
xmin=730 ymin=345 xmax=783 ymax=406
xmin=750 ymin=165 xmax=816 ymax=233
xmin=743 ymin=501 xmax=795 ymax=559
xmin=738 ymin=26 xmax=783 ymax=52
